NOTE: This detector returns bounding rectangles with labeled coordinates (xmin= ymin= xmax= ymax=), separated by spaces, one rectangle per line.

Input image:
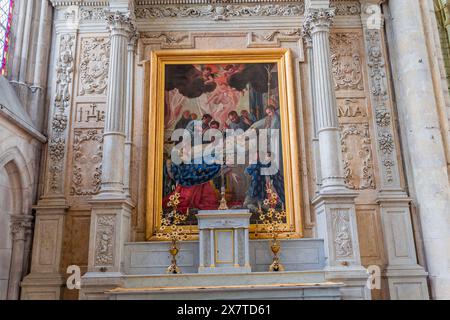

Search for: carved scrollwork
xmin=331 ymin=1 xmax=361 ymax=16
xmin=80 ymin=7 xmax=106 ymax=20
xmin=70 ymin=129 xmax=104 ymax=196
xmin=340 ymin=123 xmax=375 ymax=190
xmin=135 ymin=4 xmax=305 ymax=20
xmin=330 ymin=33 xmax=364 ymax=91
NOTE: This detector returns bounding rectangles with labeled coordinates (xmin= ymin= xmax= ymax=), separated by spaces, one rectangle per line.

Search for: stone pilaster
xmin=21 ymin=5 xmax=79 ymax=300
xmin=7 ymin=215 xmax=33 ymax=300
xmin=304 ymin=0 xmax=367 ymax=299
xmin=359 ymin=0 xmax=429 ymax=300
xmin=383 ymin=0 xmax=450 ymax=299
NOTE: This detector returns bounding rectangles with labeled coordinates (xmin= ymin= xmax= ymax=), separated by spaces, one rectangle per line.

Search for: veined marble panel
xmin=123 ymin=239 xmax=325 ymax=275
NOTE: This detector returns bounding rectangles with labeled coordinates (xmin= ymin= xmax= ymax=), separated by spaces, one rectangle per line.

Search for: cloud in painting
xmin=165 ymin=65 xmax=217 ymax=98
xmin=228 ymin=63 xmax=278 ymax=93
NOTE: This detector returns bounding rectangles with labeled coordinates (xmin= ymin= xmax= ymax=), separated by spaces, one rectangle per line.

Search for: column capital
xmin=10 ymin=214 xmax=34 ymax=241
xmin=106 ymin=11 xmax=136 ymax=37
xmin=128 ymin=31 xmax=139 ymax=51
xmin=303 ymin=8 xmax=335 ymax=36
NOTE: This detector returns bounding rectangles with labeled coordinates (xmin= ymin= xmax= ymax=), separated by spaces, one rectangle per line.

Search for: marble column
xmin=304 ymin=8 xmax=346 ymax=193
xmin=303 ymin=34 xmax=322 ymax=193
xmin=359 ymin=0 xmax=429 ymax=300
xmin=384 ymin=0 xmax=450 ymax=300
xmin=124 ymin=33 xmax=137 ymax=197
xmin=82 ymin=11 xmax=135 ymax=298
xmin=304 ymin=1 xmax=367 ymax=299
xmin=98 ymin=12 xmax=134 ymax=197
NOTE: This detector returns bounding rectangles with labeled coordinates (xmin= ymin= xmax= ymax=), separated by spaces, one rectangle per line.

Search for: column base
xmin=20 ymin=273 xmax=65 ymax=300
xmin=377 ymin=193 xmax=430 ymax=300
xmin=312 ymin=191 xmax=362 ymax=268
xmin=384 ymin=265 xmax=429 ymax=300
xmin=325 ymin=267 xmax=371 ymax=300
xmin=79 ymin=271 xmax=124 ymax=300
xmin=87 ymin=197 xmax=134 ymax=274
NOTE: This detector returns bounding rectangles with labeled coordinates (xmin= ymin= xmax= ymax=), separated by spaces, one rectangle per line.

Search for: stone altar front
xmin=196 ymin=210 xmax=251 ymax=274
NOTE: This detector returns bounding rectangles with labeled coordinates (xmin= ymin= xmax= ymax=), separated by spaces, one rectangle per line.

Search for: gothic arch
xmin=0 ymin=146 xmax=34 ymax=300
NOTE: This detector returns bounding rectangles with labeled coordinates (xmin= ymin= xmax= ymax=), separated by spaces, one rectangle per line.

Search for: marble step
xmin=120 ymin=270 xmax=327 ymax=288
xmin=107 ymin=281 xmax=343 ymax=300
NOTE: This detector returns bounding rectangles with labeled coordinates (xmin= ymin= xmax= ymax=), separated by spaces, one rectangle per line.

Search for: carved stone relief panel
xmin=363 ymin=29 xmax=402 ymax=189
xmin=331 ymin=30 xmax=376 ymax=192
xmin=135 ymin=3 xmax=305 ymax=21
xmin=94 ymin=215 xmax=115 ymax=266
xmin=331 ymin=208 xmax=355 ymax=260
xmin=70 ymin=129 xmax=103 ymax=196
xmin=330 ymin=32 xmax=364 ymax=92
xmin=74 ymin=103 xmax=106 ymax=127
xmin=78 ymin=37 xmax=110 ymax=96
xmin=46 ymin=34 xmax=76 ymax=195
xmin=338 ymin=99 xmax=375 ymax=190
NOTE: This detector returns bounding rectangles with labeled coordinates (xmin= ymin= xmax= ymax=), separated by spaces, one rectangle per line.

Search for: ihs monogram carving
xmin=76 ymin=103 xmax=105 ymax=123
xmin=332 ymin=209 xmax=354 ymax=258
xmin=79 ymin=38 xmax=110 ymax=96
xmin=48 ymin=33 xmax=75 ymax=193
xmin=95 ymin=215 xmax=115 ymax=266
xmin=135 ymin=4 xmax=305 ymax=20
xmin=330 ymin=33 xmax=364 ymax=91
xmin=70 ymin=129 xmax=104 ymax=196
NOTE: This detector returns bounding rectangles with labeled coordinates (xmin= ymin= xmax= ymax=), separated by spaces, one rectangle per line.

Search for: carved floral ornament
xmin=47 ymin=33 xmax=75 ymax=193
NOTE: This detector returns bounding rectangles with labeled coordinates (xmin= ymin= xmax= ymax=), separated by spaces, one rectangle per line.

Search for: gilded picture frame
xmin=145 ymin=48 xmax=303 ymax=241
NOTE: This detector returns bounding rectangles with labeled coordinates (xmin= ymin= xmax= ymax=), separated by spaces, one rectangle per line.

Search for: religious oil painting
xmin=146 ymin=49 xmax=303 ymax=240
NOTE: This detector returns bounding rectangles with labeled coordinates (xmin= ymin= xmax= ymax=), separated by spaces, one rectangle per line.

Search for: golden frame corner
xmin=145 ymin=48 xmax=303 ymax=241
